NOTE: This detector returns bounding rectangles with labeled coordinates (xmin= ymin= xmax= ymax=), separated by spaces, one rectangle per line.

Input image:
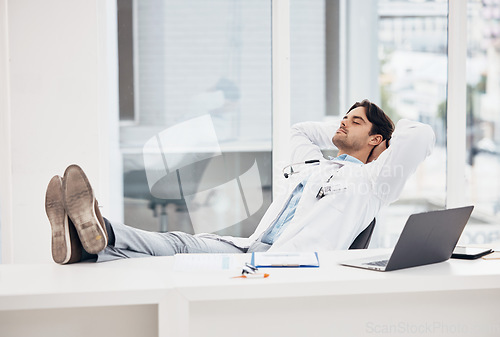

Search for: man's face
xmin=332 ymin=107 xmax=374 ymax=153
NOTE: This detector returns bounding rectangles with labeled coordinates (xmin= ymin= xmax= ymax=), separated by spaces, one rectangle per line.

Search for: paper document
xmin=251 ymin=252 xmax=320 ymax=268
xmin=174 ymin=254 xmax=242 ymax=272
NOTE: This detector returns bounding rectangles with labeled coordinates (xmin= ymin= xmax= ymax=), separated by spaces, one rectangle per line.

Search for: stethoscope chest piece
xmin=282 ymin=159 xmax=320 ymax=178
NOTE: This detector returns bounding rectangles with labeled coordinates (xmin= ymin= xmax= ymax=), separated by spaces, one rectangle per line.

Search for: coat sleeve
xmin=365 ymin=119 xmax=436 ymax=206
xmin=289 ymin=120 xmax=340 ymax=163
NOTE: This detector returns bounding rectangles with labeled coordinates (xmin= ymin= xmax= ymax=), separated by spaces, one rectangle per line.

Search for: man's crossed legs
xmin=45 ymin=165 xmax=252 ymax=264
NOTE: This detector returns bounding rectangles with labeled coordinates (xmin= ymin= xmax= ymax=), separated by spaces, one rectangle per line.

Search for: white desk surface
xmin=171 ymin=249 xmax=500 ymax=301
xmin=1 ymin=249 xmax=499 ymax=311
xmin=0 ymin=257 xmax=174 ymax=311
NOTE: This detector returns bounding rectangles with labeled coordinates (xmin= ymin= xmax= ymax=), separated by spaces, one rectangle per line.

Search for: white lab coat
xmin=219 ymin=119 xmax=435 ymax=252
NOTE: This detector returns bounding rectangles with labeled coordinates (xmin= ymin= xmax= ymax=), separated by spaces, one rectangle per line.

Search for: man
xmin=45 ymin=99 xmax=435 ymax=264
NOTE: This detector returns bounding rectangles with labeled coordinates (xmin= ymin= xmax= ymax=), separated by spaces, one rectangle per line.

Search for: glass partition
xmin=117 ymin=0 xmax=272 ymax=236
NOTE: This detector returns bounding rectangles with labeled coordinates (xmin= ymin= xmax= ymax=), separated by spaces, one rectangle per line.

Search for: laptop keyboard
xmin=365 ymin=259 xmax=389 ymax=267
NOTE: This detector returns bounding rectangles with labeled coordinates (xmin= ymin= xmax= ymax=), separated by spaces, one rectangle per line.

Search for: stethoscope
xmin=282 ymin=159 xmax=320 ymax=178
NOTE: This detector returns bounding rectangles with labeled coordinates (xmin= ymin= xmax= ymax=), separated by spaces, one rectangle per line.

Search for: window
xmin=116 ymin=0 xmax=495 ymax=249
xmin=464 ymin=0 xmax=500 ymax=244
xmin=374 ymin=0 xmax=448 ymax=247
xmin=117 ymin=0 xmax=272 ymax=236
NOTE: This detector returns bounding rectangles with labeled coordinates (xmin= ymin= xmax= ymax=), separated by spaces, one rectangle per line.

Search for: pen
xmin=232 ymin=273 xmax=270 ymax=279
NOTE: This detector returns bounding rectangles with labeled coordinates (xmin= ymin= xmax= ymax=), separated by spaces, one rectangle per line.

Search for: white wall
xmin=0 ymin=0 xmax=122 ymax=264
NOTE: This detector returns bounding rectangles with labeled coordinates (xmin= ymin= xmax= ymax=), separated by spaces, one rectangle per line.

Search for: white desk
xmin=1 ymin=249 xmax=499 ymax=337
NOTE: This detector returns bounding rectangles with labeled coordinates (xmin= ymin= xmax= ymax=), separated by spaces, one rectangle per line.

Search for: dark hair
xmin=347 ymin=99 xmax=394 ymax=141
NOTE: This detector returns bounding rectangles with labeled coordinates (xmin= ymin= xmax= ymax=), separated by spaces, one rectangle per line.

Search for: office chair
xmin=123 ymin=155 xmax=212 ymax=233
xmin=348 ymin=218 xmax=376 ymax=249
xmin=123 ymin=169 xmax=186 ymax=232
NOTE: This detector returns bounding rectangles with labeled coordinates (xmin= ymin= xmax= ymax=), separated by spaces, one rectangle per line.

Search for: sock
xmin=104 ymin=217 xmax=116 ymax=246
xmin=80 ymin=248 xmax=97 ymax=262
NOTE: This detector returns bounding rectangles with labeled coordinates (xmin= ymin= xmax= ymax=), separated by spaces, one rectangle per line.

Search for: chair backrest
xmin=348 ymin=218 xmax=376 ymax=249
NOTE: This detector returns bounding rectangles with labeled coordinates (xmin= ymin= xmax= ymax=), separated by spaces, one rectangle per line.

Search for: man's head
xmin=332 ymin=99 xmax=394 ymax=163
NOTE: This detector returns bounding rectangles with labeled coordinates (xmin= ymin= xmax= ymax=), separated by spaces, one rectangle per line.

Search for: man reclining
xmin=45 ymin=99 xmax=435 ymax=263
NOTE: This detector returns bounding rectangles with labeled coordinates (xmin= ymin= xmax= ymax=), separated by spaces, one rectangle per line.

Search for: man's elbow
xmin=397 ymin=119 xmax=436 ymax=155
xmin=418 ymin=123 xmax=436 ymax=156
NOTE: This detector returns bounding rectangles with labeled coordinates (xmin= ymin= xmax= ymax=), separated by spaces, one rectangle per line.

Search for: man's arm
xmin=366 ymin=119 xmax=435 ymax=205
xmin=289 ymin=120 xmax=339 ymax=163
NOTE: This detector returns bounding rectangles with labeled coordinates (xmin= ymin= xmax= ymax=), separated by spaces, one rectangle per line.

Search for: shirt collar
xmin=332 ymin=153 xmax=363 ymax=165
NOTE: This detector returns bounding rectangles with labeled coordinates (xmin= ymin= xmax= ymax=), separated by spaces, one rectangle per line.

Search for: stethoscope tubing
xmin=282 ymin=159 xmax=320 ymax=178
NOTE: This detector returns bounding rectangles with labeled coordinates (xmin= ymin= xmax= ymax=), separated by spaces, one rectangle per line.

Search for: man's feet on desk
xmin=45 ymin=164 xmax=109 ymax=264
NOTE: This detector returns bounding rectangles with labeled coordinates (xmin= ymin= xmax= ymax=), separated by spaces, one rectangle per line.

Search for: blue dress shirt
xmin=260 ymin=154 xmax=362 ymax=244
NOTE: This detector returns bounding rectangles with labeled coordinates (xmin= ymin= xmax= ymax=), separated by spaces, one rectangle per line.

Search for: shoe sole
xmin=63 ymin=165 xmax=108 ymax=254
xmin=45 ymin=176 xmax=74 ymax=264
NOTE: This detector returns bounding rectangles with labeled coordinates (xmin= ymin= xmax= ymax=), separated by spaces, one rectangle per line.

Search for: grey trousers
xmin=97 ymin=222 xmax=270 ymax=262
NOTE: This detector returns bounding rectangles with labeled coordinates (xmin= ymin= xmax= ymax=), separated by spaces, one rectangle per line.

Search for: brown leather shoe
xmin=45 ymin=175 xmax=82 ymax=264
xmin=62 ymin=164 xmax=108 ymax=254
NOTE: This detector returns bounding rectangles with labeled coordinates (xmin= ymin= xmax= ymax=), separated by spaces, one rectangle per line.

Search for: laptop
xmin=340 ymin=205 xmax=474 ymax=271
